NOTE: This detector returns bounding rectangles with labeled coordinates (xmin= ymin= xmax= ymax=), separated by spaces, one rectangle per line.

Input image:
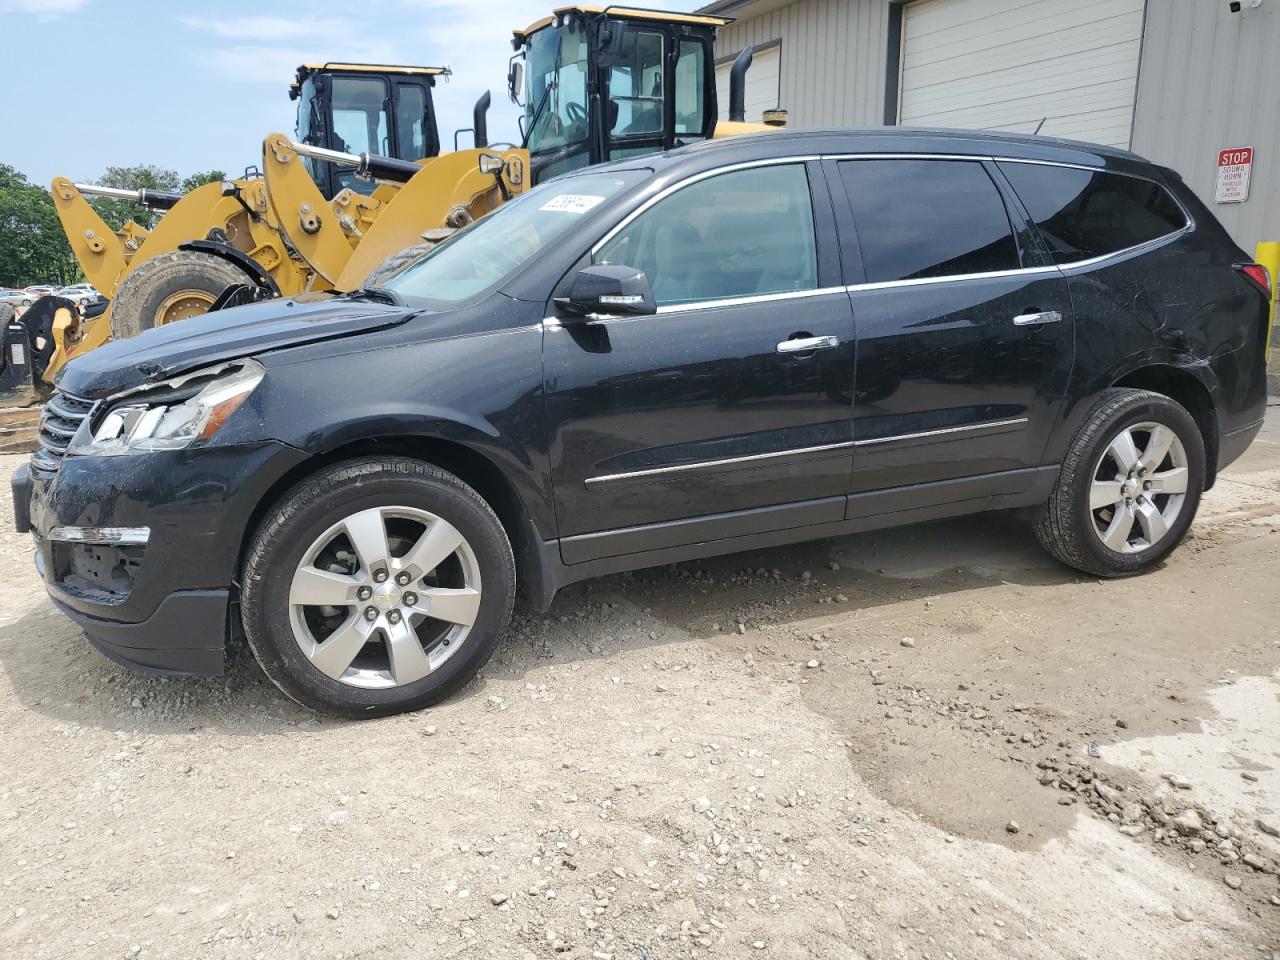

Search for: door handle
xmin=776 ymin=335 xmax=840 ymax=354
xmin=1012 ymin=310 xmax=1063 ymax=326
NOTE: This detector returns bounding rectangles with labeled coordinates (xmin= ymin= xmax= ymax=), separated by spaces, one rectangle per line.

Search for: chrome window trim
xmin=853 ymin=417 xmax=1029 ymax=448
xmin=845 ymin=266 xmax=1059 ymax=293
xmin=565 ymin=149 xmax=1193 ymax=317
xmin=585 ymin=440 xmax=855 ymax=485
xmin=543 ymin=285 xmax=849 ymax=326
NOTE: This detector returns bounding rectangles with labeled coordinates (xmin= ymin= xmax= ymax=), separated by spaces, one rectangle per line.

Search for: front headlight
xmin=68 ymin=360 xmax=265 ymax=457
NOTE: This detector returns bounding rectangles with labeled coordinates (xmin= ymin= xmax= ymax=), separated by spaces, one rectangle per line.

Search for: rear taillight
xmin=1234 ymin=262 xmax=1272 ymax=299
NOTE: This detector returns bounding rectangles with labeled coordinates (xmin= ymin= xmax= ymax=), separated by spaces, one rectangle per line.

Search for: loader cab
xmin=292 ymin=63 xmax=446 ymax=198
xmin=511 ymin=7 xmax=727 ymax=184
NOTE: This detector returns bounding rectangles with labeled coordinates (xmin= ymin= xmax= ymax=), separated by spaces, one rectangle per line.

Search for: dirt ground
xmin=2 ymin=409 xmax=1279 ymax=960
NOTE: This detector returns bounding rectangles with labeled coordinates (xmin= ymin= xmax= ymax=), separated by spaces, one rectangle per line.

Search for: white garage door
xmin=716 ymin=44 xmax=780 ymax=123
xmin=898 ymin=0 xmax=1146 ymax=148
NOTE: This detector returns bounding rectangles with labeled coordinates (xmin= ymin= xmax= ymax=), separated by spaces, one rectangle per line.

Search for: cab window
xmin=596 ymin=164 xmax=817 ymax=306
xmin=394 ymin=83 xmax=428 ymax=160
xmin=609 ymin=29 xmax=664 ymax=139
xmin=674 ymin=40 xmax=707 ymax=136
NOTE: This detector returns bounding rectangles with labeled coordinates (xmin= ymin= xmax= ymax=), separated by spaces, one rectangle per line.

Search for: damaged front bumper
xmin=12 ymin=439 xmax=307 ymax=676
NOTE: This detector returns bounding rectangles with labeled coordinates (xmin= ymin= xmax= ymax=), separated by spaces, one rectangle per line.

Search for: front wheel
xmin=1034 ymin=388 xmax=1205 ymax=577
xmin=110 ymin=250 xmax=252 ymax=340
xmin=240 ymin=458 xmax=516 ymax=718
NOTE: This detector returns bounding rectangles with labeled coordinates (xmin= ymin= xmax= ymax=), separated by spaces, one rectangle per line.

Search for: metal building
xmin=701 ymin=0 xmax=1278 ymax=251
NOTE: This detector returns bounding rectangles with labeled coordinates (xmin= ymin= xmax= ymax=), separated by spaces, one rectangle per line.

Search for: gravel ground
xmin=2 ymin=411 xmax=1279 ymax=959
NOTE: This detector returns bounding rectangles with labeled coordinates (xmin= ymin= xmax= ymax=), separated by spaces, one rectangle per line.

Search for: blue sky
xmin=0 ymin=0 xmax=683 ymax=187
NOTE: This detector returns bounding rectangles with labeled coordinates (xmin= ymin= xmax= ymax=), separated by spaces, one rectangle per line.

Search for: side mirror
xmin=507 ymin=58 xmax=525 ymax=106
xmin=555 ymin=264 xmax=656 ymax=317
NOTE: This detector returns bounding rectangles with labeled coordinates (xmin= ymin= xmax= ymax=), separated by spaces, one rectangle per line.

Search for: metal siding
xmin=715 ymin=44 xmax=782 ymax=121
xmin=1132 ymin=0 xmax=1279 ymax=250
xmin=713 ymin=0 xmax=888 ymax=127
xmin=899 ymin=0 xmax=1145 ymax=149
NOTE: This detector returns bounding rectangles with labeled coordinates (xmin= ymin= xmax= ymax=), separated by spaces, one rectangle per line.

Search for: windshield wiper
xmin=347 ymin=286 xmax=404 ymax=306
xmin=522 ymin=79 xmax=557 ymax=149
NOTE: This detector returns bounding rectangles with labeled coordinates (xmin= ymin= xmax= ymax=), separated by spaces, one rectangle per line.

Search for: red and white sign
xmin=1215 ymin=146 xmax=1253 ymax=204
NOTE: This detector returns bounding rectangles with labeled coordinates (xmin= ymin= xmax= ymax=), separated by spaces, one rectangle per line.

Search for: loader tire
xmin=366 ymin=233 xmax=451 ymax=287
xmin=110 ymin=251 xmax=251 ymax=341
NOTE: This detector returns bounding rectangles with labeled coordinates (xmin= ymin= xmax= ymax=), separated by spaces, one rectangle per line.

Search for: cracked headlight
xmin=68 ymin=360 xmax=265 ymax=456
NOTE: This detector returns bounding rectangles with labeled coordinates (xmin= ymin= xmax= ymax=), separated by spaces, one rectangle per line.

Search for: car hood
xmin=56 ymin=296 xmax=413 ymax=399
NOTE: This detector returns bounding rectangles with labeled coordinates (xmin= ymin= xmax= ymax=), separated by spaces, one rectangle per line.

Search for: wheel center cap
xmin=1124 ymin=478 xmax=1140 ymax=497
xmin=373 ymin=586 xmax=400 ymax=610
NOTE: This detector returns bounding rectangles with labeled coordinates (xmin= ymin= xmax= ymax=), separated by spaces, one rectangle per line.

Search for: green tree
xmin=180 ymin=169 xmax=228 ymax=193
xmin=0 ymin=164 xmax=77 ymax=288
xmin=87 ymin=163 xmax=181 ymax=232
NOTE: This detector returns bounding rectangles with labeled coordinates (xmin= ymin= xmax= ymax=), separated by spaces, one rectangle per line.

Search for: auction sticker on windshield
xmin=540 ymin=194 xmax=606 ymax=215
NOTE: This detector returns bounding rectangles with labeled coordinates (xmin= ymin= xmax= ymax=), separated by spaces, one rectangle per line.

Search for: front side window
xmin=609 ymin=29 xmax=665 ymax=139
xmin=674 ymin=40 xmax=707 ymax=136
xmin=385 ymin=171 xmax=646 ymax=306
xmin=998 ymin=163 xmax=1188 ymax=263
xmin=523 ymin=27 xmax=590 ymax=155
xmin=394 ymin=83 xmax=428 ymax=160
xmin=839 ymin=159 xmax=1021 ymax=283
xmin=595 ymin=164 xmax=817 ymax=306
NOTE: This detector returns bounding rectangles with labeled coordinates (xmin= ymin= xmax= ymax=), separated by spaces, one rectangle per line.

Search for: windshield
xmin=523 ymin=26 xmax=590 ymax=154
xmin=384 ymin=170 xmax=648 ymax=305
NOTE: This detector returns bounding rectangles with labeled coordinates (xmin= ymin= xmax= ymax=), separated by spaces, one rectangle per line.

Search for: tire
xmin=1034 ymin=388 xmax=1205 ymax=577
xmin=110 ymin=250 xmax=251 ymax=341
xmin=240 ymin=458 xmax=516 ymax=718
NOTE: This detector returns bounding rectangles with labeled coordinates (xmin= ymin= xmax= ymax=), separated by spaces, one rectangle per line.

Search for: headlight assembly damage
xmin=68 ymin=360 xmax=265 ymax=456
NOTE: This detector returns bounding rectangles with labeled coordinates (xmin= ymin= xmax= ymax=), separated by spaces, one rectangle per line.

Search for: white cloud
xmin=0 ymin=0 xmax=87 ymax=17
xmin=178 ymin=15 xmax=358 ymax=42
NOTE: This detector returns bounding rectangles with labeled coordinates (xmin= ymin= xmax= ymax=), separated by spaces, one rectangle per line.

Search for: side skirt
xmin=531 ymin=465 xmax=1059 ymax=609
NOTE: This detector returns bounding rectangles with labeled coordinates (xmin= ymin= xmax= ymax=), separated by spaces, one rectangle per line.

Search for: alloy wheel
xmin=287 ymin=506 xmax=483 ymax=689
xmin=1088 ymin=421 xmax=1188 ymax=554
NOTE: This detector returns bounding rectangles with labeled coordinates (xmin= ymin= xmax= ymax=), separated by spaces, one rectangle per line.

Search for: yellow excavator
xmin=27 ymin=6 xmax=780 ymax=396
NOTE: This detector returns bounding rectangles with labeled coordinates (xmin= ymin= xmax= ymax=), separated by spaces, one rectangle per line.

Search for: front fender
xmin=221 ymin=318 xmax=555 ymax=536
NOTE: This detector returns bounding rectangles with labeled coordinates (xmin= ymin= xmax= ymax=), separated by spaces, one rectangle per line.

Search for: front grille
xmin=32 ymin=391 xmax=94 ymax=474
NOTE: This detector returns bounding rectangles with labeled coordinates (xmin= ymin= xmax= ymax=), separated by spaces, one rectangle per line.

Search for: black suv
xmin=11 ymin=129 xmax=1271 ymax=717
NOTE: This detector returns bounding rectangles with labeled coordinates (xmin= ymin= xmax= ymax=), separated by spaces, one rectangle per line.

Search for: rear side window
xmin=998 ymin=163 xmax=1187 ymax=264
xmin=838 ymin=159 xmax=1020 ymax=283
xmin=595 ymin=164 xmax=817 ymax=306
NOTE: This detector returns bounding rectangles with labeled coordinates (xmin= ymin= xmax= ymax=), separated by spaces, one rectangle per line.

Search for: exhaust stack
xmin=727 ymin=47 xmax=753 ymax=123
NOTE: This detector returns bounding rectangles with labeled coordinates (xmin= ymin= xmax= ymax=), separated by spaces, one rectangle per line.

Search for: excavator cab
xmin=291 ymin=63 xmax=448 ymax=198
xmin=510 ymin=6 xmax=730 ymax=184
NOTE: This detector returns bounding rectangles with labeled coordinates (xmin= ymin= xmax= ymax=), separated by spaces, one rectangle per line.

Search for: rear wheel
xmin=240 ymin=458 xmax=515 ymax=718
xmin=1034 ymin=388 xmax=1205 ymax=577
xmin=110 ymin=250 xmax=251 ymax=340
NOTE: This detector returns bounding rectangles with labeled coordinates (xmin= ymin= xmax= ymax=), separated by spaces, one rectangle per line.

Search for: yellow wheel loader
xmin=28 ymin=7 xmax=781 ymax=399
xmin=360 ymin=5 xmax=788 ymax=283
xmin=42 ymin=63 xmax=523 ymax=385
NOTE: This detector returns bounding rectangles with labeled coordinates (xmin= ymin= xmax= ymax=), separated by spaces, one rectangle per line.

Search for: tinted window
xmin=595 ymin=164 xmax=817 ymax=306
xmin=839 ymin=159 xmax=1020 ymax=283
xmin=998 ymin=163 xmax=1187 ymax=263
